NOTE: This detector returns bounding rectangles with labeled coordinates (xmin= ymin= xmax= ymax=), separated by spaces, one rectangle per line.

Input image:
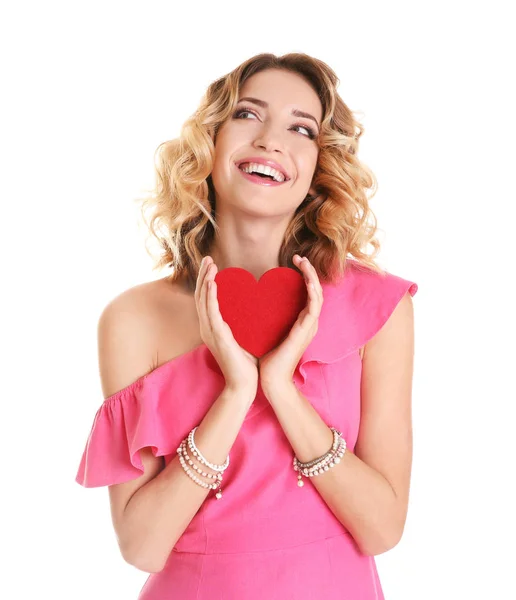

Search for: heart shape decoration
xmin=214 ymin=267 xmax=308 ymax=358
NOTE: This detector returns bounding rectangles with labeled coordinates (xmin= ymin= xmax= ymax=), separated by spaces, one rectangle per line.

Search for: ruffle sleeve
xmin=75 ymin=376 xmax=177 ymax=488
xmin=297 ymin=260 xmax=418 ymax=385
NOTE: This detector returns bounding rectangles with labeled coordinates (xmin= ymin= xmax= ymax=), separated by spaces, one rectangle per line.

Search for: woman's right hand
xmin=195 ymin=256 xmax=259 ymax=396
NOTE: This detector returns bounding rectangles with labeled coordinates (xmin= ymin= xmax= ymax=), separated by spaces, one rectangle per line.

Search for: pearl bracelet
xmin=176 ymin=426 xmax=230 ymax=499
xmin=177 ymin=442 xmax=221 ymax=493
xmin=293 ymin=427 xmax=346 ymax=487
xmin=188 ymin=427 xmax=230 ymax=472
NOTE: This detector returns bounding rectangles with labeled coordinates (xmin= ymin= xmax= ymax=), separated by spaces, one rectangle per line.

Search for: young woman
xmin=76 ymin=52 xmax=418 ymax=599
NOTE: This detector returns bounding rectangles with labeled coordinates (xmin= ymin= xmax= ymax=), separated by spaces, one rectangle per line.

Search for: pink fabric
xmin=76 ymin=259 xmax=418 ymax=599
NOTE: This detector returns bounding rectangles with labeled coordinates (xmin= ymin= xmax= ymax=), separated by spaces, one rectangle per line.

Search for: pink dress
xmin=76 ymin=259 xmax=418 ymax=599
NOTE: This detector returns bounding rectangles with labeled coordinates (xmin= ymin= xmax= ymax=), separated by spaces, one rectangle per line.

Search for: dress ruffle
xmin=297 ymin=260 xmax=418 ymax=385
xmin=75 ymin=377 xmax=179 ymax=488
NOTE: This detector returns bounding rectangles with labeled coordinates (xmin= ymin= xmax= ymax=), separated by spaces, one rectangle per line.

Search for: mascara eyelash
xmin=232 ymin=106 xmax=317 ymax=140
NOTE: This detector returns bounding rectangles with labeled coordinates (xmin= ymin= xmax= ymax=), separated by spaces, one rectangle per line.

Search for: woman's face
xmin=211 ymin=68 xmax=322 ymax=218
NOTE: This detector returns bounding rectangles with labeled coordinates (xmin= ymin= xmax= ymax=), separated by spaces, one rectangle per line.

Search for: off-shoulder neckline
xmin=103 ymin=342 xmax=208 ymax=404
xmin=100 ymin=261 xmax=369 ymax=405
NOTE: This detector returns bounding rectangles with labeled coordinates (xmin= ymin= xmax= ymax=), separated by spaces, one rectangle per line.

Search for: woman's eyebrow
xmin=237 ymin=96 xmax=320 ymax=130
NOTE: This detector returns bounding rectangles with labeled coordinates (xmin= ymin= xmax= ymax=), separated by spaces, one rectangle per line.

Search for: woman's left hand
xmin=258 ymin=254 xmax=324 ymax=396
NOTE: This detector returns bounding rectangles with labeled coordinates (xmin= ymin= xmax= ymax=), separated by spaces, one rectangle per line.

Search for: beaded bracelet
xmin=293 ymin=427 xmax=346 ymax=487
xmin=177 ymin=442 xmax=220 ymax=494
xmin=297 ymin=427 xmax=341 ymax=468
xmin=188 ymin=427 xmax=230 ymax=473
xmin=176 ymin=426 xmax=230 ymax=499
xmin=178 ymin=439 xmax=222 ymax=485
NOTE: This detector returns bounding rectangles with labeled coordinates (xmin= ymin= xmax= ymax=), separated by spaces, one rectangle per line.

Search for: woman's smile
xmin=234 ymin=162 xmax=289 ymax=187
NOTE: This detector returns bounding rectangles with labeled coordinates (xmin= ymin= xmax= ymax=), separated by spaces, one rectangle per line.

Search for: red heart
xmin=214 ymin=267 xmax=308 ymax=358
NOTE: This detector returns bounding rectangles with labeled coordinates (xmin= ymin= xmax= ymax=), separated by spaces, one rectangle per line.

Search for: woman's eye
xmin=292 ymin=124 xmax=316 ymax=139
xmin=234 ymin=108 xmax=257 ymax=120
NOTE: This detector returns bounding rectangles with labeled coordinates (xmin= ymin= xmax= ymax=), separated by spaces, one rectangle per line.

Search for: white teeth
xmin=238 ymin=162 xmax=286 ymax=182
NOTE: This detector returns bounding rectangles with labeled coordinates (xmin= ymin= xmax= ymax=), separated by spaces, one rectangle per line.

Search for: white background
xmin=2 ymin=1 xmax=515 ymax=598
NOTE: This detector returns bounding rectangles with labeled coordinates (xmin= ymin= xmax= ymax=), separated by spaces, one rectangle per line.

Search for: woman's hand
xmin=195 ymin=256 xmax=259 ymax=396
xmin=258 ymin=255 xmax=324 ymax=395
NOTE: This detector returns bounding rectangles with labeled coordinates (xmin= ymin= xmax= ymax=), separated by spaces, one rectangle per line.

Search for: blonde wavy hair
xmin=136 ymin=52 xmax=384 ymax=289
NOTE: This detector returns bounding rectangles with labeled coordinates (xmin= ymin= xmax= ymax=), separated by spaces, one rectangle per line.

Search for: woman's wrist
xmin=223 ymin=381 xmax=258 ymax=404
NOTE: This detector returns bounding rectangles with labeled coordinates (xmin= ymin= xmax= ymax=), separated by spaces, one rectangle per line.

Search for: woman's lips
xmin=236 ymin=164 xmax=288 ymax=187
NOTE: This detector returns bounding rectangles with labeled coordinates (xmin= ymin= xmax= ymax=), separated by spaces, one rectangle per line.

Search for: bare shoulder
xmin=97 ymin=275 xmax=199 ymax=399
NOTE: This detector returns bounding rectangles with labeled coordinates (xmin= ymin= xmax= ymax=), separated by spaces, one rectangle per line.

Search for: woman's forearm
xmin=119 ymin=385 xmax=256 ymax=573
xmin=262 ymin=381 xmax=406 ymax=556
